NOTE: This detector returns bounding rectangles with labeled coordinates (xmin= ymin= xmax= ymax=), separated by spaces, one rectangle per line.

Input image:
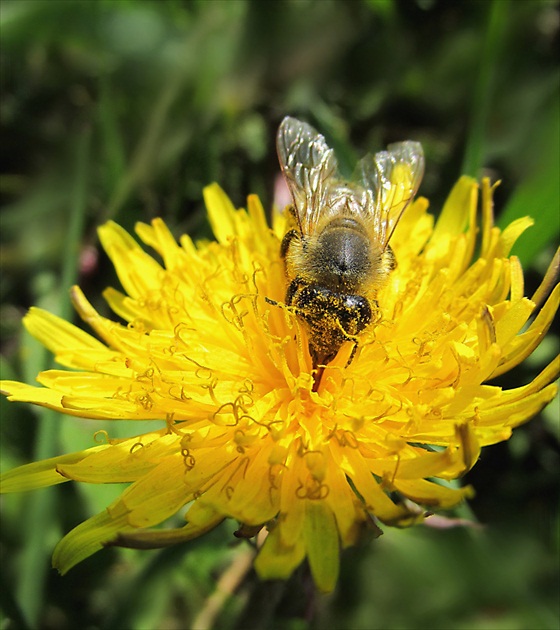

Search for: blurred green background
xmin=1 ymin=1 xmax=558 ymax=629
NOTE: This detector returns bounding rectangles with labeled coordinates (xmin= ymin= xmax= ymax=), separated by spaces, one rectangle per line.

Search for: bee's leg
xmin=285 ymin=276 xmax=305 ymax=306
xmin=280 ymin=229 xmax=300 ymax=259
xmin=346 ymin=343 xmax=359 ymax=367
xmin=266 ymin=276 xmax=305 ymax=308
xmin=384 ymin=244 xmax=397 ymax=271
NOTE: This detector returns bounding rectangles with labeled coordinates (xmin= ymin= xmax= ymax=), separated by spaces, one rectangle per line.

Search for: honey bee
xmin=276 ymin=116 xmax=424 ymax=367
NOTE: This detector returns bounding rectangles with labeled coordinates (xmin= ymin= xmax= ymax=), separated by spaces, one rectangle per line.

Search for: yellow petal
xmin=0 ymin=447 xmax=108 ymax=492
xmin=333 ymin=444 xmax=411 ymax=524
xmin=492 ymin=284 xmax=559 ymax=377
xmin=97 ymin=221 xmax=165 ymax=299
xmin=53 ymin=503 xmax=132 ymax=574
xmin=57 ymin=432 xmax=176 ymax=483
xmin=498 ymin=216 xmax=534 ymax=258
xmin=119 ymin=454 xmax=196 ymax=527
xmin=254 ymin=525 xmax=305 ymax=581
xmin=23 ymin=307 xmax=106 ymax=364
xmin=203 ymin=183 xmax=239 ymax=245
xmin=431 ymin=176 xmax=477 ymax=243
xmin=135 ymin=218 xmax=184 ymax=269
xmin=0 ymin=379 xmax=130 ymax=419
xmin=393 ymin=478 xmax=473 ymax=508
xmin=324 ymin=460 xmax=363 ymax=547
xmin=494 ymin=298 xmax=535 ymax=347
xmin=278 ymin=450 xmax=307 ymax=547
xmin=110 ymin=515 xmax=225 ymax=549
xmin=477 ymin=383 xmax=558 ymax=434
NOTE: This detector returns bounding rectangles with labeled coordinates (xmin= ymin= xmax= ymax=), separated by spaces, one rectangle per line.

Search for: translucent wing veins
xmin=277 ymin=116 xmax=424 ymax=245
xmin=277 ymin=117 xmax=339 ymax=234
xmin=355 ymin=141 xmax=424 ymax=247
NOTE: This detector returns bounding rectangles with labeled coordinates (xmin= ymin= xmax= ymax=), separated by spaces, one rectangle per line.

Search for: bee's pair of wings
xmin=277 ymin=116 xmax=425 ymax=247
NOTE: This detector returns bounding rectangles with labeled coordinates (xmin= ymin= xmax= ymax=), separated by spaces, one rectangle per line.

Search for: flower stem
xmin=191 ymin=544 xmax=257 ymax=630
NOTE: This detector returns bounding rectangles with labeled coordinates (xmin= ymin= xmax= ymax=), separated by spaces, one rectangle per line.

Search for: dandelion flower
xmin=1 ymin=175 xmax=558 ymax=593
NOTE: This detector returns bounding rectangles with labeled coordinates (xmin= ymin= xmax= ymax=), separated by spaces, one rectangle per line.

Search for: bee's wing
xmin=354 ymin=141 xmax=424 ymax=247
xmin=277 ymin=117 xmax=339 ymax=235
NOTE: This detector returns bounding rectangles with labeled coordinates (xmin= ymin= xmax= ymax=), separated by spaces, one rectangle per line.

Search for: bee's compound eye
xmin=340 ymin=295 xmax=371 ymax=333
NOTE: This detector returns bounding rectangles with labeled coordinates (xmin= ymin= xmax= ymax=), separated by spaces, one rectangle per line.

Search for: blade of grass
xmin=1 ymin=569 xmax=31 ymax=630
xmin=103 ymin=71 xmax=185 ymax=221
xmin=461 ymin=0 xmax=509 ymax=178
xmin=16 ymin=126 xmax=92 ymax=627
xmin=98 ymin=76 xmax=127 ymax=199
xmin=498 ymin=95 xmax=560 ymax=266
